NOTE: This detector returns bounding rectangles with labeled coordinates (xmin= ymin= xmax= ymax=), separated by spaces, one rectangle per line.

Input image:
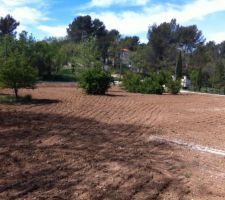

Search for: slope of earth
xmin=0 ymin=83 xmax=225 ymax=199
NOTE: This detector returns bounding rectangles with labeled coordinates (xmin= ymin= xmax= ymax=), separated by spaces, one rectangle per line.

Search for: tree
xmin=176 ymin=51 xmax=183 ymax=79
xmin=71 ymin=38 xmax=101 ymax=71
xmin=213 ymin=61 xmax=225 ymax=88
xmin=31 ymin=41 xmax=59 ymax=77
xmin=190 ymin=68 xmax=202 ymax=91
xmin=0 ymin=15 xmax=19 ymax=37
xmin=178 ymin=25 xmax=205 ymax=53
xmin=0 ymin=53 xmax=37 ymax=98
xmin=67 ymin=15 xmax=109 ymax=42
xmin=129 ymin=44 xmax=152 ymax=73
xmin=92 ymin=19 xmax=107 ymax=38
xmin=120 ymin=36 xmax=140 ymax=51
xmin=67 ymin=15 xmax=93 ymax=42
xmin=147 ymin=19 xmax=179 ymax=69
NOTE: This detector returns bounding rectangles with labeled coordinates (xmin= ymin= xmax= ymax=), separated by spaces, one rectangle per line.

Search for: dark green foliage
xmin=190 ymin=68 xmax=202 ymax=91
xmin=178 ymin=25 xmax=205 ymax=53
xmin=213 ymin=61 xmax=225 ymax=88
xmin=166 ymin=79 xmax=181 ymax=94
xmin=122 ymin=71 xmax=142 ymax=92
xmin=79 ymin=68 xmax=113 ymax=95
xmin=67 ymin=15 xmax=107 ymax=42
xmin=0 ymin=54 xmax=37 ymax=98
xmin=42 ymin=69 xmax=76 ymax=82
xmin=120 ymin=36 xmax=140 ymax=51
xmin=122 ymin=71 xmax=164 ymax=94
xmin=140 ymin=75 xmax=164 ymax=94
xmin=176 ymin=51 xmax=182 ymax=80
xmin=67 ymin=15 xmax=93 ymax=42
xmin=158 ymin=70 xmax=171 ymax=85
xmin=147 ymin=19 xmax=205 ymax=70
xmin=0 ymin=15 xmax=19 ymax=37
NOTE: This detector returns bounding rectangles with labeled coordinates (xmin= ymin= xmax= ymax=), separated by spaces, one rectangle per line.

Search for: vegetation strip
xmin=148 ymin=136 xmax=225 ymax=157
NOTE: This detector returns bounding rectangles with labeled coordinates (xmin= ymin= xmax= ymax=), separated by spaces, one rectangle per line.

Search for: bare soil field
xmin=0 ymin=83 xmax=225 ymax=200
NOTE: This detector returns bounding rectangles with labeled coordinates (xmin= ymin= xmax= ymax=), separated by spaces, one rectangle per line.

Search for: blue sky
xmin=1 ymin=0 xmax=225 ymax=43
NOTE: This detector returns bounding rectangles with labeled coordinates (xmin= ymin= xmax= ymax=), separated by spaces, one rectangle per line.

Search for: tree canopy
xmin=0 ymin=15 xmax=19 ymax=37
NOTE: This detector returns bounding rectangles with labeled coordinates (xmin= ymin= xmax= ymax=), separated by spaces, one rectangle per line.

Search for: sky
xmin=1 ymin=0 xmax=225 ymax=43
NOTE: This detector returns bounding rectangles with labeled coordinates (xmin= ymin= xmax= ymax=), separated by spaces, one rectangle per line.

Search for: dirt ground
xmin=0 ymin=83 xmax=225 ymax=200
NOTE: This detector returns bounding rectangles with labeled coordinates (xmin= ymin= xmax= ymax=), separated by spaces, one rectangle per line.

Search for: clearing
xmin=0 ymin=83 xmax=225 ymax=200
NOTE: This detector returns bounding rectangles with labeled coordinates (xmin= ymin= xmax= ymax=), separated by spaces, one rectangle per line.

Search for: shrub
xmin=122 ymin=71 xmax=164 ymax=94
xmin=122 ymin=71 xmax=141 ymax=92
xmin=167 ymin=79 xmax=181 ymax=94
xmin=158 ymin=70 xmax=171 ymax=85
xmin=79 ymin=68 xmax=113 ymax=95
xmin=139 ymin=76 xmax=164 ymax=94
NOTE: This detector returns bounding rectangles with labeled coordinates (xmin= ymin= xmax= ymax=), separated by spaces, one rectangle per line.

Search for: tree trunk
xmin=14 ymin=88 xmax=18 ymax=99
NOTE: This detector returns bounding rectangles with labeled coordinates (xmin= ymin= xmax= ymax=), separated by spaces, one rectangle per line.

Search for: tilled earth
xmin=0 ymin=83 xmax=225 ymax=200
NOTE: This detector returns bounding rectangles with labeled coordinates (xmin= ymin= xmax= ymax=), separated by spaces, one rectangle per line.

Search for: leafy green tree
xmin=71 ymin=38 xmax=101 ymax=70
xmin=129 ymin=44 xmax=151 ymax=73
xmin=212 ymin=61 xmax=225 ymax=88
xmin=176 ymin=51 xmax=183 ymax=79
xmin=190 ymin=68 xmax=202 ymax=91
xmin=31 ymin=41 xmax=60 ymax=77
xmin=0 ymin=53 xmax=37 ymax=98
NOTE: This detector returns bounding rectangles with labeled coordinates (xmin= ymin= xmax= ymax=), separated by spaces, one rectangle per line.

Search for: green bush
xmin=122 ymin=71 xmax=164 ymax=94
xmin=122 ymin=71 xmax=141 ymax=92
xmin=139 ymin=76 xmax=164 ymax=94
xmin=79 ymin=68 xmax=113 ymax=95
xmin=158 ymin=70 xmax=171 ymax=85
xmin=167 ymin=79 xmax=181 ymax=94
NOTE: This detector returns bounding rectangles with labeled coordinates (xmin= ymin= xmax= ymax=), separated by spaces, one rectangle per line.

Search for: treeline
xmin=0 ymin=14 xmax=225 ymax=97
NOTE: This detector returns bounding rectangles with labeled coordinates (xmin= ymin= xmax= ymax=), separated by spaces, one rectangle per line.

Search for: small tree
xmin=190 ymin=68 xmax=202 ymax=91
xmin=72 ymin=38 xmax=101 ymax=69
xmin=0 ymin=54 xmax=37 ymax=98
xmin=176 ymin=51 xmax=182 ymax=80
xmin=213 ymin=61 xmax=225 ymax=88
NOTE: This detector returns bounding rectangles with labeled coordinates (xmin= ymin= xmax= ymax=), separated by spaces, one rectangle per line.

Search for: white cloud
xmin=206 ymin=32 xmax=225 ymax=44
xmin=87 ymin=0 xmax=149 ymax=8
xmin=38 ymin=25 xmax=67 ymax=37
xmin=83 ymin=0 xmax=225 ymax=41
xmin=1 ymin=0 xmax=43 ymax=7
xmin=0 ymin=0 xmax=48 ymax=33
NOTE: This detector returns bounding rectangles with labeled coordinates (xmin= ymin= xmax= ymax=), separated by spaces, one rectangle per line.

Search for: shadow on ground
xmin=0 ymin=110 xmax=190 ymax=200
xmin=0 ymin=95 xmax=61 ymax=105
